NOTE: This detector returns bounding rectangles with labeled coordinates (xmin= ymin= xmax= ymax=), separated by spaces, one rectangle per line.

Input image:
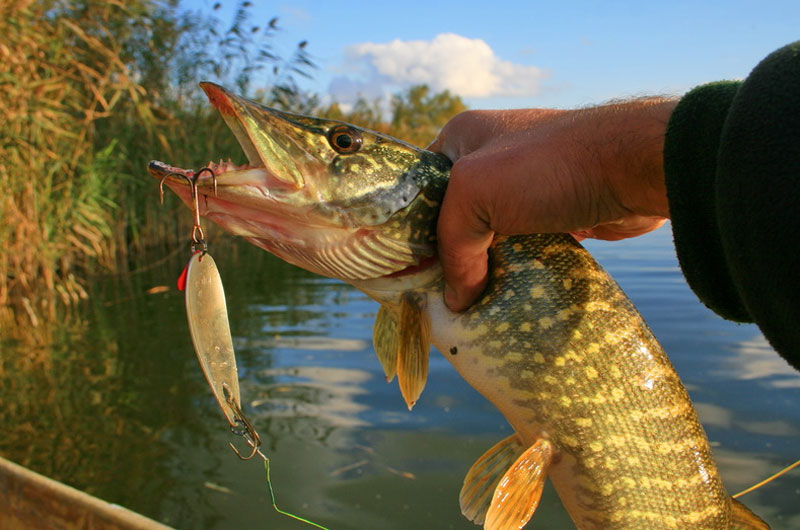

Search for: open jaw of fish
xmin=149 ymin=82 xmax=448 ymax=282
xmin=150 ymin=84 xmax=770 ymax=530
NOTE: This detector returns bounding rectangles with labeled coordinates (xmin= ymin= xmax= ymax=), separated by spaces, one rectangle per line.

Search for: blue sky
xmin=184 ymin=1 xmax=799 ymax=110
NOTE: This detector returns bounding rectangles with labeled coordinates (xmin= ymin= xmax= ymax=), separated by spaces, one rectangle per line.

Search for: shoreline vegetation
xmin=0 ymin=0 xmax=466 ymax=343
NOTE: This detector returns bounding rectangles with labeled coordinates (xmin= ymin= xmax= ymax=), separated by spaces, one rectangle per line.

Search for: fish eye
xmin=328 ymin=125 xmax=362 ymax=154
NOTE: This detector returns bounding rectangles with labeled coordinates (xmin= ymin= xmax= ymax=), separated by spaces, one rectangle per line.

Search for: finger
xmin=426 ymin=110 xmax=495 ymax=162
xmin=425 ymin=133 xmax=443 ymax=153
xmin=427 ymin=129 xmax=464 ymax=164
xmin=439 ymin=229 xmax=492 ymax=312
xmin=437 ymin=167 xmax=494 ymax=312
xmin=441 ymin=240 xmax=491 ymax=312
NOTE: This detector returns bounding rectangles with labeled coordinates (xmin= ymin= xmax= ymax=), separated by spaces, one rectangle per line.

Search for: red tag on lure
xmin=177 ymin=250 xmax=203 ymax=291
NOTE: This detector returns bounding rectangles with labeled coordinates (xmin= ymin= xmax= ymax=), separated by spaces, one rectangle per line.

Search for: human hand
xmin=428 ymin=99 xmax=676 ymax=311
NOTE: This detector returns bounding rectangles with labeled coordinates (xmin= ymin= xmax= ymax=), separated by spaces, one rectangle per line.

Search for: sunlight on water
xmin=1 ymin=224 xmax=799 ymax=529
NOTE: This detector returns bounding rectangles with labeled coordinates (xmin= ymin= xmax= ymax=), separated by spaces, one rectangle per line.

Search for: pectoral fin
xmin=460 ymin=434 xmax=526 ymax=525
xmin=373 ymin=305 xmax=398 ymax=382
xmin=396 ymin=294 xmax=431 ymax=410
xmin=371 ymin=296 xmax=431 ymax=410
xmin=485 ymin=438 xmax=554 ymax=530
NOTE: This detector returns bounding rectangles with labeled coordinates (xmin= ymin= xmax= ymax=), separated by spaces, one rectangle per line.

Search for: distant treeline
xmin=0 ymin=0 xmax=465 ymax=336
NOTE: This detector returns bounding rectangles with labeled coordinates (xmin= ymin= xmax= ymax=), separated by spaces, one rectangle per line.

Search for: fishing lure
xmin=160 ymin=168 xmax=250 ymax=442
xmin=159 ymin=167 xmax=331 ymax=529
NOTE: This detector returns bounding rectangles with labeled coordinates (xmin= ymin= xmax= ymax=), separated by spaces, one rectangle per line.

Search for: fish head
xmin=150 ymin=83 xmax=450 ymax=285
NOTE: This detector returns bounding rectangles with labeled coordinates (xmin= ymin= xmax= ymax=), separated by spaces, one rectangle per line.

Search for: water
xmin=1 ymin=224 xmax=798 ymax=529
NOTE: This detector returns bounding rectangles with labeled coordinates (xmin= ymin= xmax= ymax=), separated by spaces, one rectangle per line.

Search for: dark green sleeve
xmin=664 ymin=41 xmax=800 ymax=371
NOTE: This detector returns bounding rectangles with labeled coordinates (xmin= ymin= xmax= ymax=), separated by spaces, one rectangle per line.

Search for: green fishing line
xmin=264 ymin=458 xmax=332 ymax=530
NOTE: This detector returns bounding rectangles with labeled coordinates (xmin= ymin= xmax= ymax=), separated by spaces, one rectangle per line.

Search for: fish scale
xmin=433 ymin=233 xmax=729 ymax=528
xmin=149 ymin=82 xmax=769 ymax=530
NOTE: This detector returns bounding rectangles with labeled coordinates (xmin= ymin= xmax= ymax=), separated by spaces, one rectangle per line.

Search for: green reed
xmin=0 ymin=0 xmax=313 ymax=340
xmin=0 ymin=0 xmax=465 ymax=343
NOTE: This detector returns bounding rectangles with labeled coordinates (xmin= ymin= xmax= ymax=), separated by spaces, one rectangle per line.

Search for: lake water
xmin=1 ymin=223 xmax=798 ymax=529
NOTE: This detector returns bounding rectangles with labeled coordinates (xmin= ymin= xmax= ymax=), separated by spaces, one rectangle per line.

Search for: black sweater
xmin=664 ymin=41 xmax=800 ymax=372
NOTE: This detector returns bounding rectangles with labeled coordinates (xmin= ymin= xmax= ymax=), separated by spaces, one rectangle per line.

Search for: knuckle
xmin=443 ymin=110 xmax=487 ymax=135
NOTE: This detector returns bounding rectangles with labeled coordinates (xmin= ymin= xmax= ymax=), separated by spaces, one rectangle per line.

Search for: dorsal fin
xmin=371 ymin=294 xmax=431 ymax=410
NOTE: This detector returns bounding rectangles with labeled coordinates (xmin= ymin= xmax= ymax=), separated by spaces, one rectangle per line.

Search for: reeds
xmin=0 ymin=0 xmax=315 ymax=340
xmin=1 ymin=0 xmax=145 ymax=329
xmin=0 ymin=0 xmax=465 ymax=343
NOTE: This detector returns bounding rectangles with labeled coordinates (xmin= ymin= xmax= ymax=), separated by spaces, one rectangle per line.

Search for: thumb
xmin=436 ymin=169 xmax=494 ymax=312
xmin=426 ymin=132 xmax=461 ymax=164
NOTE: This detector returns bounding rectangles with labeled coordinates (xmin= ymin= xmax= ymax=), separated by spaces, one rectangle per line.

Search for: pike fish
xmin=149 ymin=83 xmax=768 ymax=529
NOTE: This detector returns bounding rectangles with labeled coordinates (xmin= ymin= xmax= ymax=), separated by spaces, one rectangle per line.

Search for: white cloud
xmin=329 ymin=33 xmax=547 ymax=102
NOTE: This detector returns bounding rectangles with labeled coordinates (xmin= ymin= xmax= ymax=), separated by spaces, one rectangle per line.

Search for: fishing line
xmin=162 ymin=166 xmax=334 ymax=530
xmin=227 ymin=398 xmax=334 ymax=528
xmin=263 ymin=457 xmax=332 ymax=530
xmin=732 ymin=457 xmax=800 ymax=498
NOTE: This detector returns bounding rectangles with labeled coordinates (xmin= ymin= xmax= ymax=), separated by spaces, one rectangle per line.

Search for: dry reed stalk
xmin=0 ymin=0 xmax=157 ymax=342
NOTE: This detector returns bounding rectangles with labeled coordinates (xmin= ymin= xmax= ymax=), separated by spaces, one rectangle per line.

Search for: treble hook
xmin=224 ymin=384 xmax=262 ymax=460
xmin=158 ymin=167 xmax=218 ymax=201
xmin=158 ymin=168 xmax=218 ymax=251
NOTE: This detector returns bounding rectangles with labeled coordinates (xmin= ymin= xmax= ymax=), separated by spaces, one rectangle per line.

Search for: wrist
xmin=575 ymin=98 xmax=677 ymax=220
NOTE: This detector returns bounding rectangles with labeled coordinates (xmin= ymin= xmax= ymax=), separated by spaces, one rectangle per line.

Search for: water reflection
xmin=246 ymin=365 xmax=371 ymax=445
xmin=696 ymin=401 xmax=800 ymax=437
xmin=240 ymin=336 xmax=369 ymax=351
xmin=718 ymin=334 xmax=800 ymax=388
xmin=1 ymin=229 xmax=799 ymax=529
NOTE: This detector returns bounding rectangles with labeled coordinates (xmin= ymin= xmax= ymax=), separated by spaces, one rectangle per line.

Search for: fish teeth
xmin=203 ymin=160 xmax=254 ymax=174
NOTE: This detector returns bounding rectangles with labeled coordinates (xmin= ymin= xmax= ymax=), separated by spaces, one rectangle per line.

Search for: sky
xmin=183 ymin=0 xmax=800 ymax=110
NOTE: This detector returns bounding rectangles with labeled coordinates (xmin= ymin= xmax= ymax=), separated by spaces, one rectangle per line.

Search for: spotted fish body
xmin=426 ymin=233 xmax=736 ymax=529
xmin=149 ymin=84 xmax=768 ymax=529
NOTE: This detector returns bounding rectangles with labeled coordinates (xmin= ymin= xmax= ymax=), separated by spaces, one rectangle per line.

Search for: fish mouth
xmin=148 ymin=82 xmax=308 ymax=209
xmin=148 ymin=157 xmax=297 ymax=229
xmin=147 ymin=83 xmax=324 ymax=239
xmin=148 ymin=83 xmax=434 ymax=281
xmin=148 ymin=82 xmax=328 ymax=212
xmin=147 ymin=159 xmax=285 ymax=206
xmin=198 ymin=81 xmax=317 ymax=190
xmin=149 ymin=156 xmax=434 ymax=281
xmin=148 ymin=159 xmax=312 ymax=263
